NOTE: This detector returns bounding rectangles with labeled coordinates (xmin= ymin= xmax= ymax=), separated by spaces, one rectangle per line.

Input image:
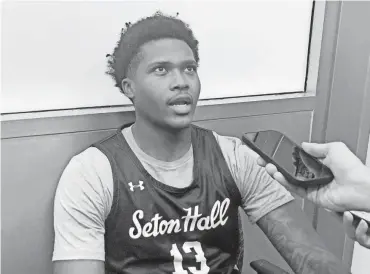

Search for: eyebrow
xmin=147 ymin=60 xmax=198 ymax=69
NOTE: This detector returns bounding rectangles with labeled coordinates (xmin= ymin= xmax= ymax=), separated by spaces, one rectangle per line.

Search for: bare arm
xmin=53 ymin=260 xmax=104 ymax=274
xmin=257 ymin=200 xmax=349 ymax=274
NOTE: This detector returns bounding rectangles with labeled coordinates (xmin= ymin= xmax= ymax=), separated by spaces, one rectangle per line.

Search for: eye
xmin=154 ymin=67 xmax=167 ymax=74
xmin=185 ymin=65 xmax=197 ymax=73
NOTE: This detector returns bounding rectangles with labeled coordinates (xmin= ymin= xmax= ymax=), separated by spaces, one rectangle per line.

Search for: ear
xmin=121 ymin=78 xmax=135 ymax=101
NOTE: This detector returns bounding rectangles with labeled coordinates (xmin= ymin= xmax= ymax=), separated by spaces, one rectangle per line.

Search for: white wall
xmin=1 ymin=1 xmax=312 ymax=113
xmin=351 ymin=135 xmax=370 ymax=274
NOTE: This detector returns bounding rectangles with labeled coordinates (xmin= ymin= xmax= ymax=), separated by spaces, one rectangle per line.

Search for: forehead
xmin=138 ymin=38 xmax=195 ymax=66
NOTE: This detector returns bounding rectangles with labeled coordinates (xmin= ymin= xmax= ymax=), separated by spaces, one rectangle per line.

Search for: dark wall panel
xmin=1 ymin=111 xmax=312 ymax=274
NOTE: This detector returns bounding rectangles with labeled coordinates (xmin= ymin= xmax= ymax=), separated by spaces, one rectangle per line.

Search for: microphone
xmin=250 ymin=259 xmax=290 ymax=274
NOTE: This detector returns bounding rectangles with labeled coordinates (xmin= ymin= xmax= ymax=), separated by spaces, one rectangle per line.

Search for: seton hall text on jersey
xmin=129 ymin=198 xmax=231 ymax=239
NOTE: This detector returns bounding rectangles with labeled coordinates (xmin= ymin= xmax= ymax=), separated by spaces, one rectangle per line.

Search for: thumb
xmin=301 ymin=142 xmax=330 ymax=158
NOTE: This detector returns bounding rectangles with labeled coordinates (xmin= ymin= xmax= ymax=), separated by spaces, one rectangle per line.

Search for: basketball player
xmin=52 ymin=13 xmax=348 ymax=274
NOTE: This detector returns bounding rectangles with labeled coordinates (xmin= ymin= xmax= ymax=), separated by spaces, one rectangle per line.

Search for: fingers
xmin=259 ymin=161 xmax=309 ymax=198
xmin=257 ymin=157 xmax=266 ymax=167
xmin=272 ymin=171 xmax=288 ymax=185
xmin=343 ymin=212 xmax=356 ymax=240
xmin=257 ymin=157 xmax=317 ymax=200
xmin=265 ymin=163 xmax=278 ymax=175
xmin=342 ymin=212 xmax=370 ymax=248
xmin=269 ymin=169 xmax=309 ymax=198
xmin=256 ymin=159 xmax=290 ymax=187
xmin=355 ymin=220 xmax=370 ymax=248
xmin=272 ymin=171 xmax=294 ymax=191
xmin=301 ymin=142 xmax=329 ymax=158
xmin=256 ymin=158 xmax=279 ymax=174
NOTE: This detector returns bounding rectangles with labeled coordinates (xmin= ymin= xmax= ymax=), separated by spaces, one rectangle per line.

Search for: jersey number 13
xmin=170 ymin=241 xmax=210 ymax=274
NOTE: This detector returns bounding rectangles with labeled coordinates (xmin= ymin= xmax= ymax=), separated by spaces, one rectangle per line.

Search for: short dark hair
xmin=106 ymin=11 xmax=200 ymax=92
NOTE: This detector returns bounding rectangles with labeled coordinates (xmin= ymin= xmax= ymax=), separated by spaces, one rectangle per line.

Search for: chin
xmin=165 ymin=115 xmax=193 ymax=131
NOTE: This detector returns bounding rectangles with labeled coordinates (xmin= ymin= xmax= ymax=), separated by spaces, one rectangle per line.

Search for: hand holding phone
xmin=242 ymin=130 xmax=334 ymax=187
xmin=250 ymin=134 xmax=370 ymax=212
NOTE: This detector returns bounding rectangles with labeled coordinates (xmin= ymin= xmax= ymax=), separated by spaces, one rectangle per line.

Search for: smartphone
xmin=242 ymin=130 xmax=334 ymax=187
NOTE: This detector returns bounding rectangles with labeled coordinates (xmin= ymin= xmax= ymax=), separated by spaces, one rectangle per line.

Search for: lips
xmin=168 ymin=94 xmax=193 ymax=115
xmin=168 ymin=95 xmax=193 ymax=106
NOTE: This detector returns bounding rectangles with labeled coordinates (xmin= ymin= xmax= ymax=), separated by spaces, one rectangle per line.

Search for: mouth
xmin=168 ymin=96 xmax=193 ymax=106
xmin=170 ymin=102 xmax=191 ymax=107
xmin=168 ymin=96 xmax=193 ymax=114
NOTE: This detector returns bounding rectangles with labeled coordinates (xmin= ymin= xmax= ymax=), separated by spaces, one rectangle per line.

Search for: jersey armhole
xmin=194 ymin=126 xmax=243 ymax=206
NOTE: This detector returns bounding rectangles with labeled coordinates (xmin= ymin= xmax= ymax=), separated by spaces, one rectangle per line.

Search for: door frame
xmin=311 ymin=0 xmax=370 ymax=269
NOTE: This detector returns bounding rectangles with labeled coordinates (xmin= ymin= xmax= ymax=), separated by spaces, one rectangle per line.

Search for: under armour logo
xmin=128 ymin=181 xmax=145 ymax=192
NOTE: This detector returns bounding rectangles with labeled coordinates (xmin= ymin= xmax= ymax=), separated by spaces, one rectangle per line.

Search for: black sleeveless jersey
xmin=93 ymin=123 xmax=243 ymax=274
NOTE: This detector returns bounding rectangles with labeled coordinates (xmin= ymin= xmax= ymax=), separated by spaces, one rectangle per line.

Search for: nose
xmin=170 ymin=70 xmax=189 ymax=91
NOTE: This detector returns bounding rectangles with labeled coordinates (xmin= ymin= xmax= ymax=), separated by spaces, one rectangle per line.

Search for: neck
xmin=131 ymin=119 xmax=192 ymax=162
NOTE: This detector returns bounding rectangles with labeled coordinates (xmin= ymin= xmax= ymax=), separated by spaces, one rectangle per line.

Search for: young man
xmin=52 ymin=13 xmax=348 ymax=274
